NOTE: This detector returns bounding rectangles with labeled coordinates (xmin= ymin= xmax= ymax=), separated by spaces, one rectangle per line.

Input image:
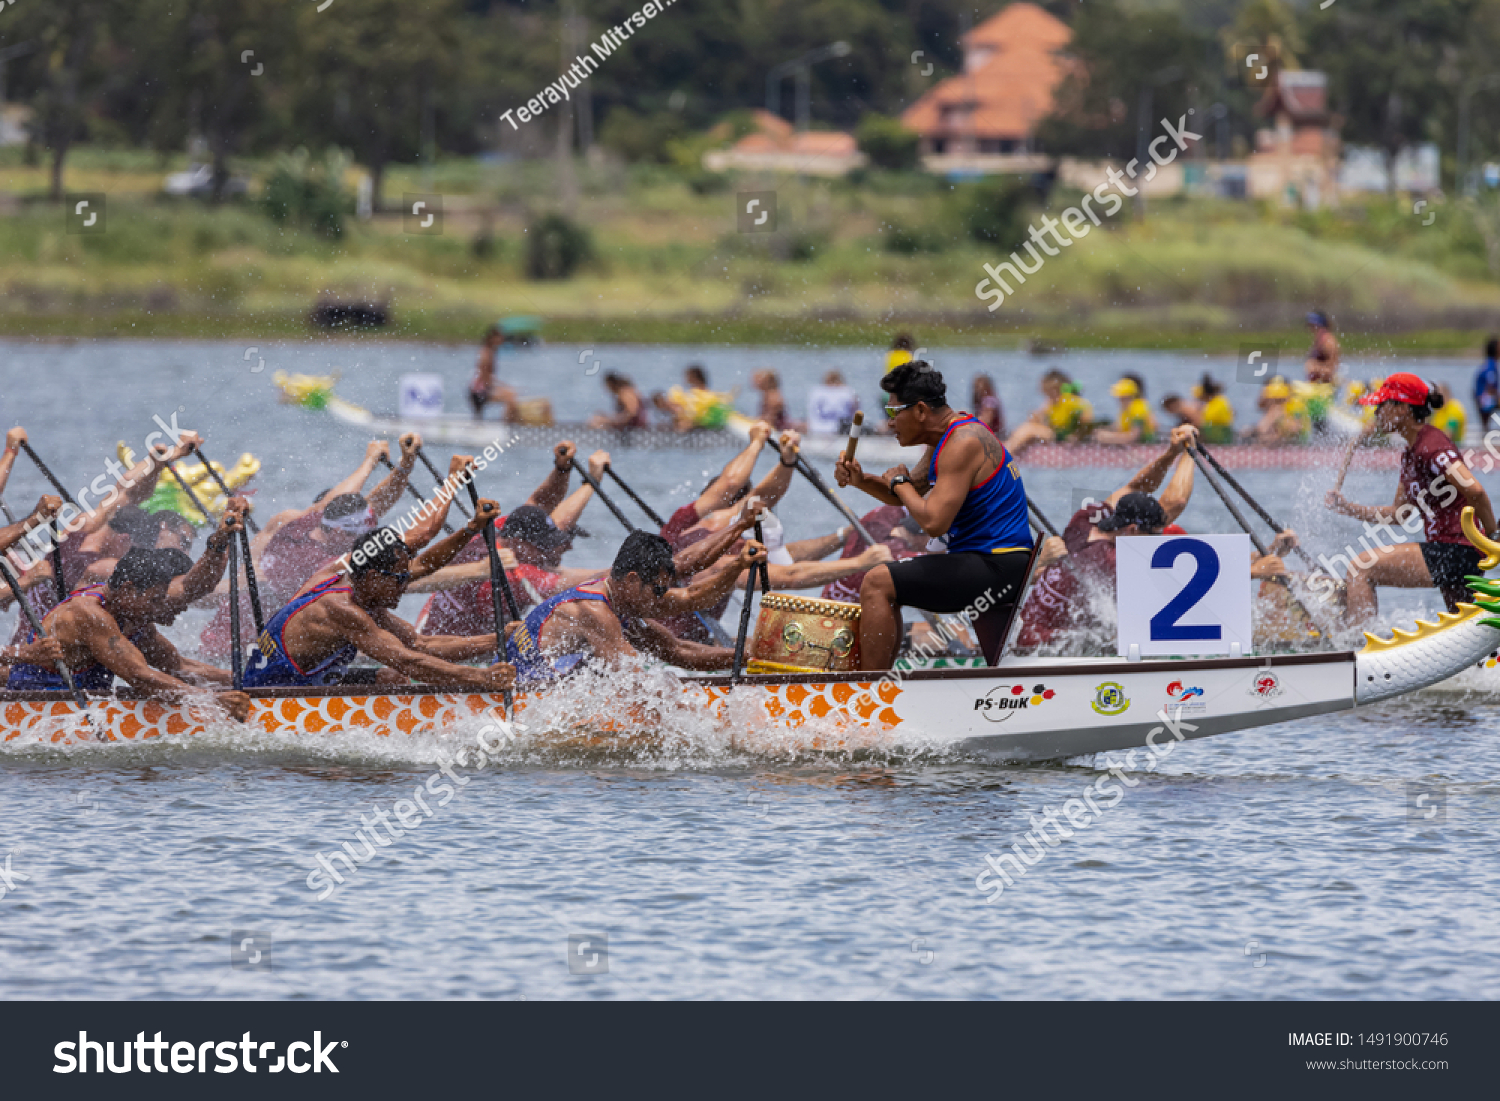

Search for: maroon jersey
xmin=821 ymin=506 xmax=919 ymax=604
xmin=1401 ymin=424 xmax=1467 ymax=544
xmin=417 ymin=563 xmax=562 ymax=636
xmin=1015 ymin=539 xmax=1116 ymax=648
xmin=660 ymin=503 xmax=703 ymax=550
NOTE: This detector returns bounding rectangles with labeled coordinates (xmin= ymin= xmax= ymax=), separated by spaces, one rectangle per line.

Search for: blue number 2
xmin=1149 ymin=539 xmax=1221 ymax=641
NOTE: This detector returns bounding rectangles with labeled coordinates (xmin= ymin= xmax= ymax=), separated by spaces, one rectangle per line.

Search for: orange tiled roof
xmin=901 ymin=2 xmax=1072 ymax=141
xmin=729 ymin=109 xmax=858 ymax=157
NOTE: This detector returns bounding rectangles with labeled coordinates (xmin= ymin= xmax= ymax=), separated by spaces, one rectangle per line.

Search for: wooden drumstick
xmin=842 ymin=411 xmax=865 ymax=464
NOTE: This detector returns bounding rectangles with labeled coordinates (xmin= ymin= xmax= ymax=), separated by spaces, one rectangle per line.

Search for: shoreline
xmin=0 ymin=311 xmax=1488 ymax=353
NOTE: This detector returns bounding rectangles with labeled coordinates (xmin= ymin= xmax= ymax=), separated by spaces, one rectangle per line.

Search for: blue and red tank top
xmin=929 ymin=415 xmax=1033 ymax=556
xmin=242 ymin=576 xmax=358 ymax=688
xmin=7 ymin=585 xmax=132 ymax=691
xmin=503 ymin=583 xmax=617 ymax=686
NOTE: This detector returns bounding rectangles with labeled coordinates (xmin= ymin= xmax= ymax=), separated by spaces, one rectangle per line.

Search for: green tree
xmin=1034 ymin=0 xmax=1212 ymax=161
xmin=855 ymin=113 xmax=919 ymax=171
xmin=1304 ymin=0 xmax=1476 ymax=192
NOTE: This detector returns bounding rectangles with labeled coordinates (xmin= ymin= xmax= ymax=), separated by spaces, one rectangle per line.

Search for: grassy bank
xmin=2 ymin=149 xmax=1498 ymax=350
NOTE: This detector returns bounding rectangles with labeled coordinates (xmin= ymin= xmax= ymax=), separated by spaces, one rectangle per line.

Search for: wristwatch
xmin=889 ymin=475 xmax=911 ymax=491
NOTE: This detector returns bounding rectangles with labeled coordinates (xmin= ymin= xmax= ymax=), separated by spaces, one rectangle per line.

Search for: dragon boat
xmin=6 ymin=513 xmax=1500 ymax=763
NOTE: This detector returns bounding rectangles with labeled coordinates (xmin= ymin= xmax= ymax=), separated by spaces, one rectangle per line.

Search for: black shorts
xmin=1421 ymin=542 xmax=1485 ymax=611
xmin=888 ymin=549 xmax=1033 ymax=664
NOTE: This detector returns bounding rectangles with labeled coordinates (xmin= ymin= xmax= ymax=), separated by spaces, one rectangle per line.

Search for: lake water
xmin=2 ymin=338 xmax=1497 ymax=999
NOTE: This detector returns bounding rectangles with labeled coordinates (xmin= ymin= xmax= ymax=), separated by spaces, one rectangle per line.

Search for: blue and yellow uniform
xmin=242 ymin=576 xmax=359 ymax=688
xmin=504 ymin=583 xmax=618 ymax=687
xmin=6 ymin=585 xmax=132 ymax=691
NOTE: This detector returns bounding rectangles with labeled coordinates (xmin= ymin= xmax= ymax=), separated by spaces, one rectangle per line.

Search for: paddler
xmin=0 ymin=493 xmax=62 ymax=558
xmin=1092 ymin=373 xmax=1158 ymax=446
xmin=467 ymin=322 xmax=519 ymax=420
xmin=1323 ymin=373 xmax=1496 ymax=621
xmin=6 ymin=510 xmax=254 ymax=721
xmin=834 ymin=360 xmax=1033 ymax=668
xmin=503 ymin=531 xmax=767 ymax=684
xmin=242 ymin=501 xmax=517 ymax=691
xmin=1302 ymin=310 xmax=1342 ymax=434
xmin=1004 ymin=368 xmax=1093 ymax=456
xmin=199 ymin=435 xmax=437 ymax=658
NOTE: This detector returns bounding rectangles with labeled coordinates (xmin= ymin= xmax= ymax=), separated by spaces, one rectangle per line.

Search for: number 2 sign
xmin=1116 ymin=534 xmax=1252 ymax=658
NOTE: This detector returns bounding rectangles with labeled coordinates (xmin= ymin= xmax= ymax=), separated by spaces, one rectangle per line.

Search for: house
xmin=702 ymin=109 xmax=866 ymax=177
xmin=1247 ymin=69 xmax=1341 ymax=208
xmin=900 ymin=2 xmax=1072 ymax=175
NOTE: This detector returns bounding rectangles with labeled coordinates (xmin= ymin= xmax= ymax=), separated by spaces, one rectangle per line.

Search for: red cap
xmin=1359 ymin=372 xmax=1430 ymax=406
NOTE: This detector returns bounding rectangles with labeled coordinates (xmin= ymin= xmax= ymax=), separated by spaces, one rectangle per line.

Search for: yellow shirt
xmin=1201 ymin=394 xmax=1234 ymax=443
xmin=1047 ymin=392 xmax=1093 ymax=439
xmin=1119 ymin=397 xmax=1157 ymax=442
xmin=885 ymin=350 xmax=913 ymax=374
xmin=1433 ymin=400 xmax=1467 ymax=444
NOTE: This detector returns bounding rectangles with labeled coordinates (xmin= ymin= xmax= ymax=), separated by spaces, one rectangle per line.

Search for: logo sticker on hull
xmin=975 ymin=683 xmax=1055 ymax=723
xmin=1091 ymin=681 xmax=1130 ymax=716
xmin=1248 ymin=670 xmax=1283 ymax=699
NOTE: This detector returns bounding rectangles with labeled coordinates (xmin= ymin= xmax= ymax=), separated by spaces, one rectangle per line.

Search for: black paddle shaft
xmin=1027 ymin=498 xmax=1061 ymax=538
xmin=19 ymin=440 xmax=79 ymax=509
xmin=377 ymin=453 xmax=455 ymax=535
xmin=190 ymin=446 xmax=260 ymax=534
xmin=730 ymin=522 xmax=768 ymax=680
xmin=164 ymin=460 xmax=264 ymax=634
xmin=465 ymin=479 xmax=521 ymax=624
xmin=1194 ymin=442 xmax=1316 ymax=569
xmin=0 ymin=556 xmax=91 ymax=717
xmin=604 ymin=466 xmax=665 ymax=528
xmin=760 ymin=438 xmax=877 ymax=546
xmin=228 ymin=537 xmax=243 ymax=691
xmin=571 ymin=456 xmax=636 ymax=532
xmin=417 ymin=450 xmax=471 ymax=519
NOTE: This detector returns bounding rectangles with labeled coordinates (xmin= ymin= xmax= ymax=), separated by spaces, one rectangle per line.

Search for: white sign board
xmin=1116 ymin=534 xmax=1252 ymax=658
xmin=398 ymin=373 xmax=445 ymax=418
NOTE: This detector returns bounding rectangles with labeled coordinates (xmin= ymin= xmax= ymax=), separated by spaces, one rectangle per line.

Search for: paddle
xmin=0 ymin=556 xmax=94 ymax=727
xmin=190 ymin=445 xmax=259 ymax=534
xmin=18 ymin=440 xmax=78 ymax=510
xmin=227 ymin=535 xmax=243 ymax=691
xmin=842 ymin=411 xmax=865 ymax=463
xmin=603 ymin=466 xmax=665 ymax=528
xmin=730 ymin=522 xmax=769 ymax=681
xmin=1027 ymin=499 xmax=1060 ymax=539
xmin=1333 ymin=435 xmax=1359 ymax=494
xmin=764 ymin=437 xmax=877 ymax=546
xmin=570 ymin=456 xmax=635 ymax=531
xmin=377 ymin=452 xmax=455 ymax=535
xmin=0 ymin=494 xmax=16 ymax=524
xmin=573 ymin=457 xmax=735 ymax=647
xmin=1185 ymin=445 xmax=1325 ymax=638
xmin=162 ymin=454 xmax=264 ymax=634
xmin=1194 ymin=441 xmax=1316 ymax=570
xmin=416 ymin=449 xmax=471 ymax=520
xmin=464 ymin=477 xmax=518 ymax=713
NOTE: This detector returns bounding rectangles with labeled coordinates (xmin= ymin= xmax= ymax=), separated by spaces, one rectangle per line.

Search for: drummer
xmin=834 ymin=360 xmax=1033 ymax=668
xmin=1324 ymin=373 xmax=1496 ymax=621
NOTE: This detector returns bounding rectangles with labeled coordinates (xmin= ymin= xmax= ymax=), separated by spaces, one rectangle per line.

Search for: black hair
xmin=1198 ymin=373 xmax=1223 ymax=399
xmin=1042 ymin=367 xmax=1070 ymax=386
xmin=323 ymin=492 xmax=369 ymax=521
xmin=312 ymin=487 xmax=333 ymax=505
xmin=156 ymin=511 xmax=197 ymax=547
xmin=892 ymin=333 xmax=915 ymax=351
xmin=685 ymin=365 xmax=708 ymax=387
xmin=1160 ymin=393 xmax=1183 ymax=410
xmin=1487 ymin=336 xmax=1499 ymax=360
xmin=107 ymin=505 xmax=154 ymax=541
xmin=1412 ymin=381 xmax=1445 ymax=422
xmin=604 ymin=372 xmax=630 ymax=388
xmin=881 ymin=360 xmax=948 ymax=410
xmin=612 ymin=531 xmax=676 ymax=584
xmin=348 ymin=527 xmax=409 ymax=576
xmin=109 ymin=547 xmax=192 ymax=592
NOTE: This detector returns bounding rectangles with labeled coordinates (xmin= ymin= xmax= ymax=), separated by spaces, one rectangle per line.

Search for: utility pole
xmin=556 ymin=0 xmax=579 ymax=214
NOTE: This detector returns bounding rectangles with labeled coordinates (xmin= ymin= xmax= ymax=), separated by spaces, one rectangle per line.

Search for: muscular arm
xmin=327 ymin=442 xmax=386 ymax=505
xmin=765 ymin=546 xmax=889 ymax=589
xmin=1111 ymin=439 xmax=1183 ymax=507
xmin=785 ymin=530 xmax=847 ymax=561
xmin=67 ymin=610 xmax=200 ymax=697
xmin=526 ymin=442 xmax=577 ymax=514
xmin=0 ymin=429 xmax=22 ymax=498
xmin=325 ymin=600 xmax=506 ymax=689
xmin=367 ymin=455 xmax=416 ymax=517
xmin=893 ymin=431 xmax=994 ymax=537
xmin=695 ymin=427 xmax=768 ymax=515
xmin=410 ymin=499 xmax=497 ymax=580
xmin=378 ymin=610 xmax=497 ymax=662
xmin=0 ymin=496 xmax=61 ymax=556
xmin=1156 ymin=455 xmax=1196 ymax=523
xmin=627 ymin=618 xmax=732 ymax=671
xmin=135 ymin=626 xmax=232 ymax=686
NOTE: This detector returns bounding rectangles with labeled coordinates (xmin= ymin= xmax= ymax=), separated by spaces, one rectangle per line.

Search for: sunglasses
xmin=885 ymin=402 xmax=914 ymax=417
xmin=651 ymin=577 xmax=672 ymax=598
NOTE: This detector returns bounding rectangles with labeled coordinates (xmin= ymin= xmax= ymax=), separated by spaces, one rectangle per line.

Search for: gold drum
xmin=747 ymin=593 xmax=862 ymax=674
